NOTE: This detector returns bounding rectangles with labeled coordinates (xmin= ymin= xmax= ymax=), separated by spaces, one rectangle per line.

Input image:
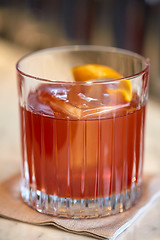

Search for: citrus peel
xmin=72 ymin=64 xmax=123 ymax=82
xmin=72 ymin=64 xmax=132 ymax=102
xmin=107 ymin=79 xmax=132 ymax=102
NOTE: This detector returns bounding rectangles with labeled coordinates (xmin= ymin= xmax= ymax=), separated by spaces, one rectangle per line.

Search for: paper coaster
xmin=0 ymin=174 xmax=160 ymax=239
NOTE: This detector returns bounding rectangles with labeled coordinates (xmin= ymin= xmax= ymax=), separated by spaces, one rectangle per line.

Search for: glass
xmin=16 ymin=46 xmax=149 ymax=218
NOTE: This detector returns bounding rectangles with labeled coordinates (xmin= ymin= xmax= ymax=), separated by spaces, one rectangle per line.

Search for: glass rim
xmin=16 ymin=45 xmax=150 ymax=85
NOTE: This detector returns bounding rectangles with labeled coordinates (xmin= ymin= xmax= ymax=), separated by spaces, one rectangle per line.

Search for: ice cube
xmin=38 ymin=91 xmax=82 ymax=119
xmin=38 ymin=83 xmax=131 ymax=120
xmin=68 ymin=84 xmax=106 ymax=108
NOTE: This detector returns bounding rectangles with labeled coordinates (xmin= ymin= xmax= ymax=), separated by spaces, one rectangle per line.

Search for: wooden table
xmin=0 ymin=39 xmax=160 ymax=239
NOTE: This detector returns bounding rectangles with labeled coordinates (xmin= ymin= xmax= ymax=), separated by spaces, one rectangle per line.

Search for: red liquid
xmin=20 ymin=85 xmax=146 ymax=199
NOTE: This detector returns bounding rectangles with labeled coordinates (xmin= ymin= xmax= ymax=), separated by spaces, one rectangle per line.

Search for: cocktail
xmin=16 ymin=46 xmax=149 ymax=218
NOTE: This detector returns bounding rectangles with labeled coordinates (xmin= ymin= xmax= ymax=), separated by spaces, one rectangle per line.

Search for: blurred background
xmin=0 ymin=0 xmax=160 ymax=180
xmin=0 ymin=0 xmax=160 ymax=98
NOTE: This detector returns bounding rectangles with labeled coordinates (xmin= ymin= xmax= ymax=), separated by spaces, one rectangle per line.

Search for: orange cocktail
xmin=17 ymin=46 xmax=149 ymax=218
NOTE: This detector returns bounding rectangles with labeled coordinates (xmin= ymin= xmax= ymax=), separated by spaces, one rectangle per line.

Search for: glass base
xmin=21 ymin=180 xmax=142 ymax=219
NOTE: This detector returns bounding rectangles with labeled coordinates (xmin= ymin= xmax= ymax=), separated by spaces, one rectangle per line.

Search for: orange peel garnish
xmin=72 ymin=64 xmax=132 ymax=102
xmin=72 ymin=64 xmax=123 ymax=82
xmin=107 ymin=80 xmax=132 ymax=102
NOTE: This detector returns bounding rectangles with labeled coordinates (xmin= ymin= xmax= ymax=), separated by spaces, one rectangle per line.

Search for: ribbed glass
xmin=17 ymin=46 xmax=149 ymax=218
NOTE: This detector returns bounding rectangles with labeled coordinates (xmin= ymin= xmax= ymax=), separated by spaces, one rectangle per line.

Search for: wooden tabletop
xmin=0 ymin=39 xmax=160 ymax=239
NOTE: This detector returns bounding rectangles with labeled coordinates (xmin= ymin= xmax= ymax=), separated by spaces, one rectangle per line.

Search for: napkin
xmin=0 ymin=174 xmax=160 ymax=240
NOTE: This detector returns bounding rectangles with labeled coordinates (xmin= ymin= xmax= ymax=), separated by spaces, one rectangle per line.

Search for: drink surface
xmin=20 ymin=83 xmax=145 ymax=199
